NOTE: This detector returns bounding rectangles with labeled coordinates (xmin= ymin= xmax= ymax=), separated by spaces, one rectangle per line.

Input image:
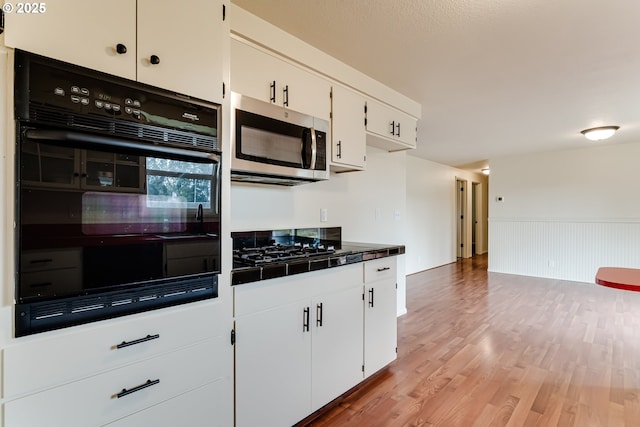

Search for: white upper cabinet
xmin=136 ymin=0 xmax=225 ymax=102
xmin=231 ymin=38 xmax=331 ymax=120
xmin=3 ymin=0 xmax=226 ymax=103
xmin=3 ymin=0 xmax=137 ymax=79
xmin=366 ymin=98 xmax=417 ymax=151
xmin=330 ymin=85 xmax=367 ymax=171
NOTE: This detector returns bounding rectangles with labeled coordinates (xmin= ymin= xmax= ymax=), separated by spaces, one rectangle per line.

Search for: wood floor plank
xmin=297 ymin=255 xmax=640 ymax=427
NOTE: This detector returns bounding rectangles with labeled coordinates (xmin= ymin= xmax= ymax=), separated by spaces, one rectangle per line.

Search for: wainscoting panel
xmin=489 ymin=219 xmax=640 ymax=283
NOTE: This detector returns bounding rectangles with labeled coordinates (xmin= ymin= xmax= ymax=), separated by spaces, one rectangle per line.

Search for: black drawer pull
xmin=116 ymin=379 xmax=160 ymax=399
xmin=377 ymin=267 xmax=391 ymax=272
xmin=116 ymin=334 xmax=160 ymax=349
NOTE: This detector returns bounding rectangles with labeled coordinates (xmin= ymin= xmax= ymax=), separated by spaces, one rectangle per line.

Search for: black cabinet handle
xmin=369 ymin=288 xmax=374 ymax=308
xmin=303 ymin=307 xmax=310 ymax=332
xmin=116 ymin=334 xmax=160 ymax=349
xmin=116 ymin=379 xmax=160 ymax=399
xmin=316 ymin=303 xmax=323 ymax=327
xmin=396 ymin=122 xmax=401 ymax=137
xmin=337 ymin=141 xmax=342 ymax=159
xmin=283 ymin=85 xmax=289 ymax=107
xmin=116 ymin=43 xmax=127 ymax=54
xmin=270 ymin=81 xmax=276 ymax=103
xmin=377 ymin=267 xmax=391 ymax=272
xmin=389 ymin=121 xmax=395 ymax=136
xmin=150 ymin=55 xmax=160 ymax=65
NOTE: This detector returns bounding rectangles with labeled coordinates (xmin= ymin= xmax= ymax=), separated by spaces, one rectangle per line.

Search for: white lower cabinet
xmin=364 ymin=258 xmax=398 ymax=377
xmin=234 ymin=264 xmax=364 ymax=427
xmin=234 ymin=257 xmax=398 ymax=426
xmin=4 ymin=337 xmax=227 ymax=427
xmin=1 ymin=300 xmax=233 ymax=427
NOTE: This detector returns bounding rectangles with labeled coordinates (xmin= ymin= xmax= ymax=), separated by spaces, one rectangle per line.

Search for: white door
xmin=235 ymin=302 xmax=312 ymax=427
xmin=364 ymin=280 xmax=397 ymax=377
xmin=311 ymin=284 xmax=364 ymax=411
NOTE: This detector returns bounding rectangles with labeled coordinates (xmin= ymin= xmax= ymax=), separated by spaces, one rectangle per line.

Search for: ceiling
xmin=231 ymin=0 xmax=640 ymax=171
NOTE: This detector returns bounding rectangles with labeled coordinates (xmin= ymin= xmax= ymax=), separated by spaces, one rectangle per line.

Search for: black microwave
xmin=231 ymin=92 xmax=329 ymax=186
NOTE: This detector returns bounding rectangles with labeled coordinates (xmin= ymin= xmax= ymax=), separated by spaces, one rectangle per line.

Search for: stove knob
xmin=116 ymin=43 xmax=127 ymax=55
xmin=150 ymin=55 xmax=160 ymax=65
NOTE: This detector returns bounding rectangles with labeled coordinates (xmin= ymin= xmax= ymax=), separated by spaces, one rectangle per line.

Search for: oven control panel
xmin=14 ymin=50 xmax=220 ymax=137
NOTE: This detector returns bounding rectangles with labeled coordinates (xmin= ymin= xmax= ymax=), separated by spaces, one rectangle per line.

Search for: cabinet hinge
xmin=222 ymin=4 xmax=226 ymax=21
xmin=222 ymin=82 xmax=226 ymax=99
xmin=362 ymin=293 xmax=365 ymax=301
xmin=362 ymin=364 xmax=365 ymax=373
xmin=396 ymin=283 xmax=398 ymax=289
xmin=396 ymin=347 xmax=398 ymax=354
xmin=230 ymin=329 xmax=236 ymax=345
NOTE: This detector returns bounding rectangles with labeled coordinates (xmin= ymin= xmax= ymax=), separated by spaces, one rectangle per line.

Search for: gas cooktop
xmin=233 ymin=243 xmax=336 ymax=267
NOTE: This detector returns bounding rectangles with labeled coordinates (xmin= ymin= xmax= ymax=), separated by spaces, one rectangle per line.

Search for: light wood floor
xmin=300 ymin=254 xmax=640 ymax=426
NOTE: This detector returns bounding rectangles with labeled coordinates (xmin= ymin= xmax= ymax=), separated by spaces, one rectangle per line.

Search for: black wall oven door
xmin=17 ymin=127 xmax=221 ymax=336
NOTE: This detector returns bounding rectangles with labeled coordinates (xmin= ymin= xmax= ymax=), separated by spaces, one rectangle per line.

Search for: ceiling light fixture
xmin=580 ymin=126 xmax=620 ymax=141
xmin=481 ymin=168 xmax=490 ymax=175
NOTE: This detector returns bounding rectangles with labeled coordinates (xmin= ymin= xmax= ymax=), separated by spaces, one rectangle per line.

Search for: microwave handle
xmin=309 ymin=127 xmax=317 ymax=170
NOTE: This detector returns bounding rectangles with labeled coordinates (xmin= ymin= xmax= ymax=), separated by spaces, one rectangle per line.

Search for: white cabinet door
xmin=137 ymin=0 xmax=226 ymax=102
xmin=397 ymin=113 xmax=418 ymax=147
xmin=231 ymin=39 xmax=283 ymax=104
xmin=331 ymin=86 xmax=366 ymax=171
xmin=231 ymin=38 xmax=331 ymax=119
xmin=366 ymin=99 xmax=417 ymax=151
xmin=282 ymin=63 xmax=331 ymax=121
xmin=311 ymin=283 xmax=364 ymax=411
xmin=364 ymin=258 xmax=398 ymax=377
xmin=235 ymin=301 xmax=312 ymax=427
xmin=3 ymin=0 xmax=136 ymax=80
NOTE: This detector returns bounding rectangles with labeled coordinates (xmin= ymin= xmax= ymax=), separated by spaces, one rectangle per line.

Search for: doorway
xmin=456 ymin=179 xmax=467 ymax=258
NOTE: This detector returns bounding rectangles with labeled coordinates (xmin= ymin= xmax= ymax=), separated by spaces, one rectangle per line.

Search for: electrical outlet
xmin=320 ymin=208 xmax=328 ymax=222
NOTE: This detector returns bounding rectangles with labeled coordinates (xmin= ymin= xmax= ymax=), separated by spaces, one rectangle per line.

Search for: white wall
xmin=489 ymin=141 xmax=640 ymax=283
xmin=231 ymin=146 xmax=409 ymax=314
xmin=405 ymin=156 xmax=487 ymax=275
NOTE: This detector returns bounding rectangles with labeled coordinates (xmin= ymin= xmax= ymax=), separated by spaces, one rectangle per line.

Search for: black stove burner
xmin=233 ymin=243 xmax=335 ymax=267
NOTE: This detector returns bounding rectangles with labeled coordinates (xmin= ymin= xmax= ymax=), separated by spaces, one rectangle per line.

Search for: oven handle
xmin=24 ymin=129 xmax=220 ymax=163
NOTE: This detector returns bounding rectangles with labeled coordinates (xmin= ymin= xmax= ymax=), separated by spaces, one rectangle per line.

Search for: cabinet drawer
xmin=3 ymin=299 xmax=226 ymax=398
xmin=234 ymin=264 xmax=362 ymax=317
xmin=21 ymin=248 xmax=82 ymax=272
xmin=4 ymin=337 xmax=227 ymax=427
xmin=20 ymin=268 xmax=82 ymax=299
xmin=364 ymin=258 xmax=397 ymax=283
xmin=104 ymin=379 xmax=232 ymax=427
xmin=166 ymin=241 xmax=218 ymax=259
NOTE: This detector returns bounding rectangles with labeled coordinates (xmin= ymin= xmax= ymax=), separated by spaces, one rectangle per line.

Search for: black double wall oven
xmin=14 ymin=51 xmax=222 ymax=336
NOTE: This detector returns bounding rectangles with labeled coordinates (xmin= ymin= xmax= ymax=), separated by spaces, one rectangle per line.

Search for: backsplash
xmin=232 ymin=227 xmax=342 ymax=250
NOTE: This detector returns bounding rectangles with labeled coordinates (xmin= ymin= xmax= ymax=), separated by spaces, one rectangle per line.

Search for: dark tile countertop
xmin=231 ymin=242 xmax=405 ymax=286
